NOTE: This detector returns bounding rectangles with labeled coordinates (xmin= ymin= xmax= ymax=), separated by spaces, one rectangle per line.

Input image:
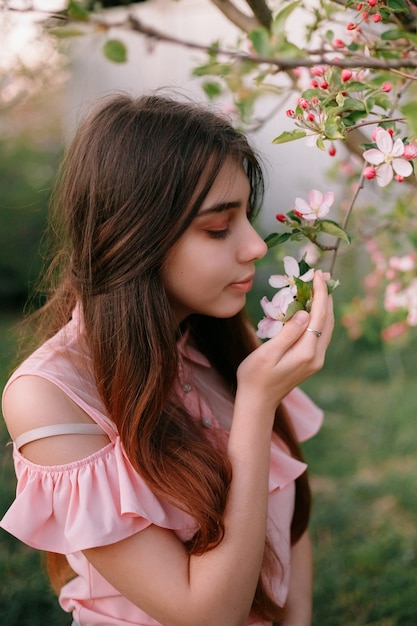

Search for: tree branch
xmin=210 ymin=0 xmax=259 ymax=32
xmin=244 ymin=0 xmax=273 ymax=29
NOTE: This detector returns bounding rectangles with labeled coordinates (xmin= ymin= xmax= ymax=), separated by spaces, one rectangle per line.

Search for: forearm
xmin=189 ymin=396 xmax=277 ymax=624
xmin=282 ymin=531 xmax=313 ymax=626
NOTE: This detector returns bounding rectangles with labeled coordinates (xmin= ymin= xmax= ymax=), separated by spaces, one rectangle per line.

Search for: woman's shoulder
xmin=2 ymin=322 xmax=114 ymax=465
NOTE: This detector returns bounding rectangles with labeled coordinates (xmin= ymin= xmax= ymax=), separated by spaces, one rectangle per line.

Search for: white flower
xmin=294 ymin=189 xmax=334 ymax=222
xmin=268 ymin=256 xmax=315 ymax=293
xmin=256 ymin=289 xmax=294 ymax=338
xmin=363 ymin=129 xmax=413 ymax=187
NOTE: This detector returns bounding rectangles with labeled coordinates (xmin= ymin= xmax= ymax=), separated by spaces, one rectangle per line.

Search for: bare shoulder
xmin=2 ymin=375 xmax=110 ymax=465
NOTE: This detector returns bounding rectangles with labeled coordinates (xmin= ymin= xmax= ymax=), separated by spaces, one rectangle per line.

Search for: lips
xmin=230 ymin=275 xmax=255 ymax=292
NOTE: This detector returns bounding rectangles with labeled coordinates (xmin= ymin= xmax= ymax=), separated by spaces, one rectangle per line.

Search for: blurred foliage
xmin=0 ymin=99 xmax=63 ymax=312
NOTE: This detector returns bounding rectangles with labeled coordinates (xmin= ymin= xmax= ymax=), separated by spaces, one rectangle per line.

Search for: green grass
xmin=1 ymin=315 xmax=416 ymax=625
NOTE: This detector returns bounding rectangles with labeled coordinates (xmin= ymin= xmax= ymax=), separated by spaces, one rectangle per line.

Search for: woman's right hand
xmin=236 ymin=270 xmax=334 ymax=417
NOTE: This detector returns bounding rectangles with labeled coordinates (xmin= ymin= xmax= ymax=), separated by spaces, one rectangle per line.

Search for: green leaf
xmin=249 ymin=27 xmax=271 ymax=56
xmin=324 ymin=118 xmax=346 ymax=140
xmin=284 ymin=300 xmax=304 ymax=321
xmin=342 ymin=97 xmax=367 ymax=112
xmin=272 ymin=1 xmax=301 ymax=38
xmin=202 ymin=81 xmax=223 ymax=99
xmin=318 ymin=219 xmax=351 ymax=243
xmin=372 ymin=93 xmax=393 ymax=111
xmin=386 ymin=0 xmax=409 ymax=12
xmin=67 ymin=0 xmax=90 ymax=21
xmin=277 ymin=41 xmax=306 ymax=60
xmin=294 ymin=277 xmax=313 ymax=307
xmin=264 ymin=232 xmax=293 ymax=248
xmin=402 ymin=102 xmax=417 ymax=136
xmin=192 ymin=62 xmax=231 ymax=77
xmin=316 ymin=136 xmax=326 ymax=150
xmin=49 ymin=26 xmax=85 ymax=38
xmin=272 ymin=129 xmax=306 ymax=144
xmin=326 ymin=278 xmax=340 ymax=294
xmin=103 ymin=39 xmax=128 ymax=64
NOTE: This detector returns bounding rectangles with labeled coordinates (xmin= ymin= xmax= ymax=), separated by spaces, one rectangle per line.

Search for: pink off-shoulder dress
xmin=0 ymin=313 xmax=323 ymax=626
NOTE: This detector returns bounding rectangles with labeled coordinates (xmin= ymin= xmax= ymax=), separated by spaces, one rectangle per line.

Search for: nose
xmin=238 ymin=221 xmax=268 ymax=263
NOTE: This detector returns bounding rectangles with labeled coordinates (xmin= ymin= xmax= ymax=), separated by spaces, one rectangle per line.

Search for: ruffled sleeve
xmin=0 ymin=437 xmax=197 ymax=554
xmin=281 ymin=387 xmax=323 ymax=442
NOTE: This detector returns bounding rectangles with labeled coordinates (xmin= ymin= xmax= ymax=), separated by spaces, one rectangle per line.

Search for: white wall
xmin=65 ymin=0 xmax=343 ymax=231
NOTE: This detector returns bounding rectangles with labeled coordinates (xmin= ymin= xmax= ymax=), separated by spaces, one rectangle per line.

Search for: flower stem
xmin=329 ymin=170 xmax=365 ymax=275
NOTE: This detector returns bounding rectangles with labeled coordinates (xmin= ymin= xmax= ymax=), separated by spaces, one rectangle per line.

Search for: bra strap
xmin=14 ymin=424 xmax=106 ymax=450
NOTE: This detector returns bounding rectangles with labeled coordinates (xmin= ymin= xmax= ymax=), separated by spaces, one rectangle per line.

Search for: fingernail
xmin=292 ymin=310 xmax=309 ymax=325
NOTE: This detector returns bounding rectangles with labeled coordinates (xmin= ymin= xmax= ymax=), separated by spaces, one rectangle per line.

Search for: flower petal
xmin=294 ymin=197 xmax=313 ymax=215
xmin=300 ymin=268 xmax=315 ymax=283
xmin=391 ymin=138 xmax=405 ymax=158
xmin=283 ymin=256 xmax=300 ymax=278
xmin=376 ymin=128 xmax=393 ymax=154
xmin=268 ymin=274 xmax=289 ymax=289
xmin=363 ymin=148 xmax=384 ymax=165
xmin=272 ymin=287 xmax=294 ymax=314
xmin=308 ymin=189 xmax=323 ymax=206
xmin=260 ymin=296 xmax=278 ymax=319
xmin=392 ymin=158 xmax=413 ymax=177
xmin=376 ymin=162 xmax=393 ymax=187
xmin=256 ymin=318 xmax=283 ymax=339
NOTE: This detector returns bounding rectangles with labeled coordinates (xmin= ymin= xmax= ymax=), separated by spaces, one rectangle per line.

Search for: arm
xmin=4 ymin=271 xmax=333 ymax=626
xmin=282 ymin=531 xmax=313 ymax=626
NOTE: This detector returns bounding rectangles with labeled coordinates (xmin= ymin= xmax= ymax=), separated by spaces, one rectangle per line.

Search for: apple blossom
xmin=256 ymin=289 xmax=294 ymax=339
xmin=362 ymin=128 xmax=413 ymax=187
xmin=293 ymin=189 xmax=335 ymax=222
xmin=269 ymin=256 xmax=315 ymax=292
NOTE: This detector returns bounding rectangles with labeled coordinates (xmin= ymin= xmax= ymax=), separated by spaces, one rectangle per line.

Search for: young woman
xmin=1 ymin=93 xmax=334 ymax=626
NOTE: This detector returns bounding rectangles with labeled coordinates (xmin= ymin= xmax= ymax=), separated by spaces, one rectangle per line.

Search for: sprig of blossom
xmin=257 ymin=189 xmax=343 ymax=339
xmin=363 ymin=127 xmax=414 ymax=187
xmin=257 ymin=255 xmax=340 ymax=338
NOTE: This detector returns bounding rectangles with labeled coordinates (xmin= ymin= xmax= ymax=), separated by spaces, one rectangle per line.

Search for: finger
xmin=266 ymin=309 xmax=311 ymax=357
xmin=307 ymin=270 xmax=332 ymax=332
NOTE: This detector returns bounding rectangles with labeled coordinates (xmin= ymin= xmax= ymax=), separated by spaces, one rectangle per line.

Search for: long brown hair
xmin=37 ymin=94 xmax=310 ymax=621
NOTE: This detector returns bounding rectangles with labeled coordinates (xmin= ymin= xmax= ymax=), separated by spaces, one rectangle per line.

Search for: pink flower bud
xmin=311 ymin=65 xmax=326 ymax=77
xmin=372 ymin=126 xmax=384 ymax=141
xmin=367 ymin=0 xmax=377 ymax=6
xmin=333 ymin=39 xmax=345 ymax=48
xmin=328 ymin=145 xmax=336 ymax=157
xmin=403 ymin=143 xmax=417 ymax=159
xmin=286 ymin=109 xmax=295 ymax=118
xmin=382 ymin=82 xmax=392 ymax=92
xmin=307 ymin=113 xmax=315 ymax=122
xmin=357 ymin=2 xmax=363 ymax=8
xmin=373 ymin=13 xmax=382 ymax=22
xmin=311 ymin=80 xmax=319 ymax=88
xmin=298 ymin=98 xmax=309 ymax=110
xmin=320 ymin=81 xmax=329 ymax=89
xmin=364 ymin=166 xmax=377 ymax=179
xmin=395 ymin=175 xmax=404 ymax=183
xmin=311 ymin=97 xmax=319 ymax=105
xmin=347 ymin=22 xmax=357 ymax=30
xmin=341 ymin=69 xmax=353 ymax=82
xmin=276 ymin=213 xmax=287 ymax=223
xmin=294 ymin=210 xmax=303 ymax=218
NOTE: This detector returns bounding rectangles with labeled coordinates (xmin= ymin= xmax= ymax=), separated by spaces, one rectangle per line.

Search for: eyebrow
xmin=197 ymin=201 xmax=242 ymax=217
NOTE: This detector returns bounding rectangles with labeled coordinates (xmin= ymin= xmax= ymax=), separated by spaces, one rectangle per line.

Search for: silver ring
xmin=306 ymin=327 xmax=322 ymax=338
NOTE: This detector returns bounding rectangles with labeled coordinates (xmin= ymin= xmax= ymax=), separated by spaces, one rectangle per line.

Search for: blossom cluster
xmin=257 ymin=189 xmax=341 ymax=339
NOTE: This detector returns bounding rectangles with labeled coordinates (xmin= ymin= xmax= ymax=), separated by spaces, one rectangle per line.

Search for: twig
xmin=329 ymin=171 xmax=365 ymax=274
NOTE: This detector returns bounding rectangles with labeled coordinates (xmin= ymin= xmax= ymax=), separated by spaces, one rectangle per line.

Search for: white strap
xmin=14 ymin=423 xmax=106 ymax=450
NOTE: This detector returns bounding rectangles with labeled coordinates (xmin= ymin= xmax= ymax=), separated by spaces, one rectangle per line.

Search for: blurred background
xmin=1 ymin=1 xmax=417 ymax=624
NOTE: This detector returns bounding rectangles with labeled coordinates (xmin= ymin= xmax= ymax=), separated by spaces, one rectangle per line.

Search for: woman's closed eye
xmin=207 ymin=227 xmax=231 ymax=239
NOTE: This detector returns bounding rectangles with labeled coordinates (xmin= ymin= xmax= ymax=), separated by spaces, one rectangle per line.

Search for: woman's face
xmin=163 ymin=158 xmax=268 ymax=323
